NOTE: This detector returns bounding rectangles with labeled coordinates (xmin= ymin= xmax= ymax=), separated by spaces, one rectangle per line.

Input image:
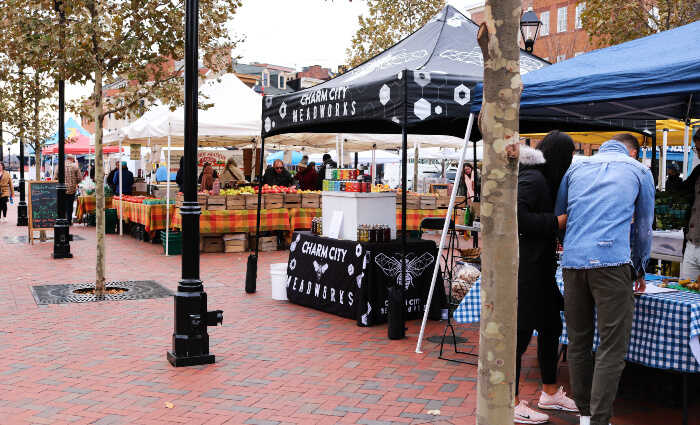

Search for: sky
xmin=64 ymin=1 xmax=479 ymax=102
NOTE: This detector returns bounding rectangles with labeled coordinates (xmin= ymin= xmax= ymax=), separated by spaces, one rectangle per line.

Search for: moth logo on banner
xmin=375 ymin=252 xmax=434 ymax=289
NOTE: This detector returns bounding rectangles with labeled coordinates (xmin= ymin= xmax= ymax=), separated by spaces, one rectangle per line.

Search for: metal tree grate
xmin=29 ymin=280 xmax=173 ymax=305
xmin=3 ymin=235 xmax=85 ymax=244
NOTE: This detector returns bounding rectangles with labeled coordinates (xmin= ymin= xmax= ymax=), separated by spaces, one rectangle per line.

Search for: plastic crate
xmin=616 ymin=361 xmax=700 ymax=408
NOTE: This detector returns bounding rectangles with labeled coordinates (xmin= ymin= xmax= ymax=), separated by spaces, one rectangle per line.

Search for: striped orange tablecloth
xmin=113 ymin=200 xmax=177 ymax=234
xmin=289 ymin=208 xmax=322 ymax=232
xmin=396 ymin=209 xmax=448 ymax=230
xmin=76 ymin=196 xmax=113 ymax=223
xmin=171 ymin=208 xmax=291 ymax=234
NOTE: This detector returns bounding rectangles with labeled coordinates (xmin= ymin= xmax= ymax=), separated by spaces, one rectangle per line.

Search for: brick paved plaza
xmin=0 ymin=207 xmax=697 ymax=425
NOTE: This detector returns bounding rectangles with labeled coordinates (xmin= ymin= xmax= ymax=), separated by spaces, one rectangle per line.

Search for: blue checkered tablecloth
xmin=454 ymin=268 xmax=700 ymax=373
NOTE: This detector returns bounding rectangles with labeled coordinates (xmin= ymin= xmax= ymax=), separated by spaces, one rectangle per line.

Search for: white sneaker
xmin=579 ymin=416 xmax=590 ymax=425
xmin=514 ymin=400 xmax=549 ymax=424
xmin=538 ymin=386 xmax=578 ymax=412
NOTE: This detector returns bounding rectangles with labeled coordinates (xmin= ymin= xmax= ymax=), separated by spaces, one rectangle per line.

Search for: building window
xmin=262 ymin=73 xmax=269 ymax=87
xmin=557 ymin=54 xmax=566 ymax=62
xmin=575 ymin=2 xmax=585 ymax=29
xmin=542 ymin=57 xmax=550 ymax=62
xmin=540 ymin=11 xmax=550 ymax=36
xmin=557 ymin=7 xmax=567 ymax=32
xmin=574 ymin=51 xmax=584 ymax=57
xmin=279 ymin=75 xmax=285 ymax=89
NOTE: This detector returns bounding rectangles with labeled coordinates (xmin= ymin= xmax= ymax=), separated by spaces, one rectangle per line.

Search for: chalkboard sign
xmin=28 ymin=181 xmax=58 ymax=231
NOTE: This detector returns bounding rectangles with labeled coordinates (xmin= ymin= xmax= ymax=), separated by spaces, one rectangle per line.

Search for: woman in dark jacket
xmin=513 ymin=131 xmax=577 ymax=424
xmin=175 ymin=157 xmax=184 ymax=192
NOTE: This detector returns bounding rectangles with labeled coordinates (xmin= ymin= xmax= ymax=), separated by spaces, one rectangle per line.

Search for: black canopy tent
xmin=248 ymin=5 xmax=548 ymax=339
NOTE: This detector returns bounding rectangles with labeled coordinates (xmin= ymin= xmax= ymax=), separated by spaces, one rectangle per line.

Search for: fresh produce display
xmin=220 ymin=186 xmax=256 ymax=196
xmin=659 ymin=278 xmax=700 ymax=292
xmin=115 ymin=195 xmax=152 ymax=203
xmin=655 ymin=190 xmax=689 ymax=230
xmin=254 ymin=184 xmax=298 ymax=194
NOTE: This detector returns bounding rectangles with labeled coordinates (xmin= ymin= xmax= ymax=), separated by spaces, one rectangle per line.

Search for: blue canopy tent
xmin=471 ymin=20 xmax=700 ymax=185
xmin=266 ymin=151 xmax=304 ymax=165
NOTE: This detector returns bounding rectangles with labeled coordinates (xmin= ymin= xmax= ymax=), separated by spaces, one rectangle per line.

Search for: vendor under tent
xmin=257 ymin=5 xmax=548 ymax=338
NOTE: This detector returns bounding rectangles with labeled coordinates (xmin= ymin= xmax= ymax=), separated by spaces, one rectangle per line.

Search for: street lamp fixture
xmin=520 ymin=6 xmax=542 ymax=54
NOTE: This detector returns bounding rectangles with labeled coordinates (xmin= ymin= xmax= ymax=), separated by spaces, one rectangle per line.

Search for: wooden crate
xmin=197 ymin=194 xmax=208 ymax=208
xmin=301 ymin=193 xmax=320 ymax=208
xmin=207 ymin=195 xmax=226 ymax=205
xmin=226 ymin=195 xmax=247 ymax=210
xmin=264 ymin=194 xmax=284 ymax=209
xmin=283 ymin=193 xmax=302 ymax=208
xmin=206 ymin=204 xmax=226 ymax=211
xmin=203 ymin=236 xmax=224 ymax=253
xmin=420 ymin=195 xmax=436 ymax=210
xmin=436 ymin=197 xmax=451 ymax=209
xmin=245 ymin=195 xmax=260 ymax=210
xmin=248 ymin=235 xmax=277 ymax=251
xmin=224 ymin=239 xmax=246 ymax=253
xmin=396 ymin=194 xmax=421 ymax=209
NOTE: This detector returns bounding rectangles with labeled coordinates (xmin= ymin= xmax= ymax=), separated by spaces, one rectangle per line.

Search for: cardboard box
xmin=226 ymin=195 xmax=247 ymax=210
xmin=206 ymin=204 xmax=226 ymax=211
xmin=207 ymin=195 xmax=226 ymax=205
xmin=420 ymin=195 xmax=436 ymax=210
xmin=471 ymin=201 xmax=480 ymax=217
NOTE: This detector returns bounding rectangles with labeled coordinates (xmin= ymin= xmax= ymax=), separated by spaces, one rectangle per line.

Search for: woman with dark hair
xmin=513 ymin=130 xmax=577 ymax=424
xmin=175 ymin=157 xmax=184 ymax=192
xmin=457 ymin=162 xmax=475 ymax=204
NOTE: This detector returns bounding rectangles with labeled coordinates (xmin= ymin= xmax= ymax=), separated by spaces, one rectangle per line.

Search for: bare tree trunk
xmin=94 ymin=66 xmax=106 ymax=295
xmin=475 ymin=1 xmax=522 ymax=424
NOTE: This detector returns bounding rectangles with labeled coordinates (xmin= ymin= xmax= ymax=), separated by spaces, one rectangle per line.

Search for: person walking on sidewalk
xmin=53 ymin=154 xmax=82 ymax=225
xmin=0 ymin=163 xmax=14 ymax=223
xmin=554 ymin=133 xmax=655 ymax=425
xmin=513 ymin=132 xmax=577 ymax=424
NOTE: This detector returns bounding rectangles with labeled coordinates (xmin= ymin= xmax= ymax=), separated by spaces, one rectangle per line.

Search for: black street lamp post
xmin=16 ymin=74 xmax=28 ymax=226
xmin=0 ymin=122 xmax=4 ymax=164
xmin=167 ymin=0 xmax=223 ymax=367
xmin=52 ymin=0 xmax=71 ymax=258
xmin=520 ymin=7 xmax=543 ymax=54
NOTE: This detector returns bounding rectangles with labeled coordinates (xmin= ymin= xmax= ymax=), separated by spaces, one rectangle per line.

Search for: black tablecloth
xmin=286 ymin=232 xmax=447 ymax=326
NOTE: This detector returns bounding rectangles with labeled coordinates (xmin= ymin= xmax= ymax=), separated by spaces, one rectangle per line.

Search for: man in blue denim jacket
xmin=554 ymin=133 xmax=655 ymax=425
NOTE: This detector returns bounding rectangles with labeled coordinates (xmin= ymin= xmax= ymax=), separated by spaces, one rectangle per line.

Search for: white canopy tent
xmin=406 ymin=146 xmax=483 ymax=161
xmin=307 ymin=149 xmax=399 ymax=165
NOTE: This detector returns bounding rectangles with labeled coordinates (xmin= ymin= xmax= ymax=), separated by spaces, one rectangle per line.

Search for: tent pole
xmin=684 ymin=123 xmax=690 ymax=177
xmin=336 ymin=135 xmax=340 ymax=167
xmin=413 ymin=139 xmax=419 ymax=192
xmin=246 ymin=136 xmax=265 ymax=293
xmin=473 ymin=137 xmax=478 ymax=249
xmin=416 ymin=113 xmax=475 ymax=354
xmin=372 ymin=145 xmax=376 ymax=184
xmin=166 ymin=135 xmax=171 ymax=256
xmin=651 ymin=134 xmax=658 ymax=188
xmin=119 ymin=139 xmax=123 ymax=236
xmin=661 ymin=128 xmax=668 ymax=189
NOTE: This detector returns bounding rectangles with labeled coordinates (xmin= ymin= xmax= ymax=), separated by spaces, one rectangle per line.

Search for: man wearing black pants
xmin=53 ymin=154 xmax=82 ymax=225
xmin=554 ymin=134 xmax=655 ymax=425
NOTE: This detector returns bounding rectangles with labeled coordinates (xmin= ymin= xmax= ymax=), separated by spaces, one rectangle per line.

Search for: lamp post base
xmin=166 ymin=351 xmax=215 ymax=367
xmin=16 ymin=202 xmax=28 ymax=226
xmin=52 ymin=219 xmax=72 ymax=259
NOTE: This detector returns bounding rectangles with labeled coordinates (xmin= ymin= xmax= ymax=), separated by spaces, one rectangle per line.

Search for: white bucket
xmin=270 ymin=263 xmax=288 ymax=301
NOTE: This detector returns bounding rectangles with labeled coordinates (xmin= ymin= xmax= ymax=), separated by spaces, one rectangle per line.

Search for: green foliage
xmin=346 ymin=0 xmax=445 ymax=68
xmin=581 ymin=0 xmax=700 ymax=48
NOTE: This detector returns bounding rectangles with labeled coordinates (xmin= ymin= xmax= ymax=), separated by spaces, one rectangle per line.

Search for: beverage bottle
xmin=213 ymin=179 xmax=220 ymax=195
xmin=464 ymin=205 xmax=471 ymax=226
xmin=384 ymin=225 xmax=391 ymax=242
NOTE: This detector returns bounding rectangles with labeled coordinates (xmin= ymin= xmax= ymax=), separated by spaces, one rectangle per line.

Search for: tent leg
xmin=119 ymin=140 xmax=123 ymax=236
xmin=661 ymin=128 xmax=668 ymax=190
xmin=684 ymin=124 xmax=690 ymax=177
xmin=651 ymin=134 xmax=658 ymax=188
xmin=372 ymin=146 xmax=376 ymax=184
xmin=416 ymin=113 xmax=475 ymax=354
xmin=389 ymin=125 xmax=408 ymax=341
xmin=246 ymin=136 xmax=265 ymax=293
xmin=166 ymin=135 xmax=171 ymax=255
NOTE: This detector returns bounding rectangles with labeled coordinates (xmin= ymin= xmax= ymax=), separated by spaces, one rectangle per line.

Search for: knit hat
xmin=668 ymin=163 xmax=680 ymax=173
xmin=298 ymin=155 xmax=309 ymax=168
xmin=66 ymin=154 xmax=75 ymax=160
xmin=323 ymin=153 xmax=331 ymax=161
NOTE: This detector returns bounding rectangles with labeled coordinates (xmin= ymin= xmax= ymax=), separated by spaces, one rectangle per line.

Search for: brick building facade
xmin=468 ymin=0 xmax=600 ymax=155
